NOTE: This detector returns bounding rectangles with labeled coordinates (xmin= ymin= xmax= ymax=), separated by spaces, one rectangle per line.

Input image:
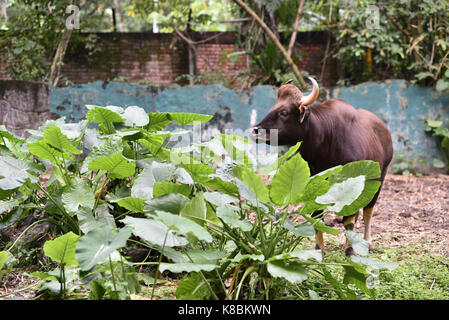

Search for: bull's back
xmin=356 ymin=108 xmax=393 ymax=173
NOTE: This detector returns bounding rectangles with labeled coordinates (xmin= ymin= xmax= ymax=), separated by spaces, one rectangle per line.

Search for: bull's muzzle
xmin=250 ymin=126 xmax=271 ymax=143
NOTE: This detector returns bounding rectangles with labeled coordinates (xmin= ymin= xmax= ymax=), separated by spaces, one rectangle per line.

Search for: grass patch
xmin=371 ymin=245 xmax=449 ymax=300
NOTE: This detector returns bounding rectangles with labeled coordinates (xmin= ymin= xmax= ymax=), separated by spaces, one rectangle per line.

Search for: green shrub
xmin=0 ymin=106 xmax=397 ymax=299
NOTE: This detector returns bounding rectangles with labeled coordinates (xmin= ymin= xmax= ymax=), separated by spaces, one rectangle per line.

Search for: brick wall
xmin=0 ymin=31 xmax=334 ymax=87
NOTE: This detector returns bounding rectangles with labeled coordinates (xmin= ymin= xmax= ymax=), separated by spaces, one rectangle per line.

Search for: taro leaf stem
xmin=109 ymin=256 xmax=119 ymax=300
xmin=151 ymin=230 xmax=169 ymax=300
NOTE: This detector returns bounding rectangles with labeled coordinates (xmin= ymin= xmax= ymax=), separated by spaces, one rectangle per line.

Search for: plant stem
xmin=108 ymin=256 xmax=119 ymax=300
xmin=151 ymin=230 xmax=168 ymax=300
xmin=0 ymin=281 xmax=43 ymax=298
xmin=93 ymin=173 xmax=109 ymax=212
xmin=235 ymin=266 xmax=256 ymax=300
xmin=6 ymin=219 xmax=51 ymax=252
xmin=36 ymin=184 xmax=79 ymax=233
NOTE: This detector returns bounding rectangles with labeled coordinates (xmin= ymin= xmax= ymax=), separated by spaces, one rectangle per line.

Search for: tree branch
xmin=173 ymin=27 xmax=217 ymax=73
xmin=287 ymin=0 xmax=305 ymax=58
xmin=232 ymin=0 xmax=307 ymax=88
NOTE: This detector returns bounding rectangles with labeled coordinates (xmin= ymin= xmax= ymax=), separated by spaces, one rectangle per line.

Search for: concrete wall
xmin=0 ymin=80 xmax=55 ymax=137
xmin=49 ymin=79 xmax=449 ymax=172
xmin=1 ymin=79 xmax=448 ymax=172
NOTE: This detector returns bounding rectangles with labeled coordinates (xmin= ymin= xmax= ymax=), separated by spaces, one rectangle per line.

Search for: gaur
xmin=251 ymin=77 xmax=393 ymax=256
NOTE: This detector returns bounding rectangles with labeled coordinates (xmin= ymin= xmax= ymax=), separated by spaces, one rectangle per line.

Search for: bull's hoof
xmin=345 ymin=247 xmax=355 ymax=257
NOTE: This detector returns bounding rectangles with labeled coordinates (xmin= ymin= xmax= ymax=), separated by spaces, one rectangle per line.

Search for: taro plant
xmin=0 ymin=105 xmax=397 ymax=300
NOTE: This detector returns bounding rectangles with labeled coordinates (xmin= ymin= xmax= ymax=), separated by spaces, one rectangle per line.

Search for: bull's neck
xmin=296 ymin=108 xmax=329 ymax=172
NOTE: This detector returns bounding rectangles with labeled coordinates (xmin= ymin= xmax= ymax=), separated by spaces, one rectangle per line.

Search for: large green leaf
xmin=144 ymin=193 xmax=190 ymax=214
xmin=0 ymin=156 xmax=34 ymax=190
xmin=234 ymin=166 xmax=269 ymax=203
xmin=88 ymin=153 xmax=135 ymax=179
xmin=76 ymin=225 xmax=132 ymax=271
xmin=203 ymin=192 xmax=238 ymax=206
xmin=121 ymin=216 xmax=188 ymax=247
xmin=350 ymin=256 xmax=398 ymax=271
xmin=169 ymin=113 xmax=213 ymax=126
xmin=131 ymin=166 xmax=156 ymax=200
xmin=268 ymin=249 xmax=322 ymax=263
xmin=0 ymin=199 xmax=20 ymax=214
xmin=154 ymin=210 xmax=212 ymax=243
xmin=270 ymin=153 xmax=310 ymax=205
xmin=43 ymin=126 xmax=81 ymax=155
xmin=0 ymin=251 xmax=8 ymax=271
xmin=86 ymin=106 xmax=125 ymax=124
xmin=180 ymin=192 xmax=207 ymax=226
xmin=146 ymin=113 xmax=173 ymax=131
xmin=0 ymin=125 xmax=24 ymax=144
xmin=300 ymin=213 xmax=340 ymax=236
xmin=343 ymin=266 xmax=374 ymax=297
xmin=138 ymin=136 xmax=165 ymax=156
xmin=43 ymin=232 xmax=79 ymax=266
xmin=263 ymin=142 xmax=301 ymax=174
xmin=202 ymin=177 xmax=238 ymax=196
xmin=283 ymin=219 xmax=315 ymax=237
xmin=328 ymin=160 xmax=381 ymax=183
xmin=117 ymin=197 xmax=145 ymax=213
xmin=219 ymin=134 xmax=253 ymax=166
xmin=267 ymin=260 xmax=308 ymax=283
xmin=62 ymin=178 xmax=95 ymax=214
xmin=180 ymin=163 xmax=214 ymax=183
xmin=153 ymin=181 xmax=191 ymax=198
xmin=81 ymin=136 xmax=123 ymax=173
xmin=176 ymin=272 xmax=211 ymax=300
xmin=76 ymin=205 xmax=116 ymax=235
xmin=316 ymin=176 xmax=365 ymax=213
xmin=122 ymin=106 xmax=149 ymax=127
xmin=28 ymin=140 xmax=64 ymax=164
xmin=216 ymin=205 xmax=252 ymax=231
xmin=345 ymin=231 xmax=369 ymax=256
xmin=316 ymin=176 xmax=381 ymax=216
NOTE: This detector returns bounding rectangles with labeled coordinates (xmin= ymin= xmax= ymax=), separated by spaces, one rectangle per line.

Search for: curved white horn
xmin=300 ymin=77 xmax=319 ymax=106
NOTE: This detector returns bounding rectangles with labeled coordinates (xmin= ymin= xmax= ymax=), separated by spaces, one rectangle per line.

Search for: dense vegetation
xmin=0 ymin=107 xmax=399 ymax=300
xmin=1 ymin=0 xmax=448 ymax=90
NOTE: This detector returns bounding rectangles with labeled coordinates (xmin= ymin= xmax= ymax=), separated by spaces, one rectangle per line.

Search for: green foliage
xmin=321 ymin=0 xmax=449 ymax=88
xmin=425 ymin=119 xmax=449 ymax=171
xmin=0 ymin=0 xmax=109 ymax=83
xmin=372 ymin=246 xmax=449 ymax=300
xmin=0 ymin=105 xmax=396 ymax=300
xmin=0 ymin=250 xmax=9 ymax=281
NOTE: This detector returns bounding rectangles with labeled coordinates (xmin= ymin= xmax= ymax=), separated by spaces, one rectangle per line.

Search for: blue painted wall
xmin=50 ymin=80 xmax=449 ymax=172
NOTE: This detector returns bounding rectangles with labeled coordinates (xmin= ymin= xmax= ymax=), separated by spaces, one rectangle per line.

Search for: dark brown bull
xmin=251 ymin=77 xmax=393 ymax=256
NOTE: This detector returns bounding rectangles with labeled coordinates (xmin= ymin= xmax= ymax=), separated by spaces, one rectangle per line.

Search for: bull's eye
xmin=280 ymin=110 xmax=289 ymax=117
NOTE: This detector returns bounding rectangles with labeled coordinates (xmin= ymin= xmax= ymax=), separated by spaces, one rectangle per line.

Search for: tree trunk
xmin=1 ymin=0 xmax=7 ymax=23
xmin=287 ymin=0 xmax=305 ymax=58
xmin=49 ymin=28 xmax=73 ymax=87
xmin=232 ymin=0 xmax=307 ymax=88
xmin=113 ymin=0 xmax=125 ymax=32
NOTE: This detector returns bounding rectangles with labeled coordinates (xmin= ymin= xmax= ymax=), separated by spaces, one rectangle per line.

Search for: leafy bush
xmin=0 ymin=106 xmax=396 ymax=299
xmin=424 ymin=119 xmax=449 ymax=171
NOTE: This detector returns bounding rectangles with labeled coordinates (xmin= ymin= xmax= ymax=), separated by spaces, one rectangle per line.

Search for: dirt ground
xmin=323 ymin=174 xmax=449 ymax=257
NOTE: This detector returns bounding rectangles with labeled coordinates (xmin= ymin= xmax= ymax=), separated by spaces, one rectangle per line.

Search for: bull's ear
xmin=299 ymin=104 xmax=309 ymax=123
